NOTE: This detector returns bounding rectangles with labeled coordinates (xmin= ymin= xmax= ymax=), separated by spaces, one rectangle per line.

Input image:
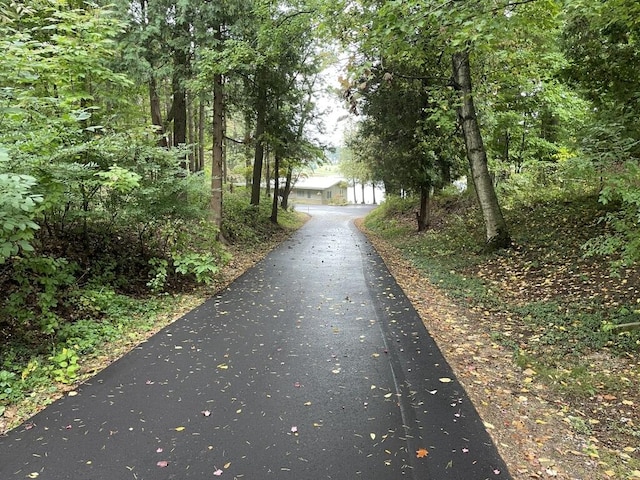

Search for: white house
xmin=290 ymin=176 xmax=347 ymax=205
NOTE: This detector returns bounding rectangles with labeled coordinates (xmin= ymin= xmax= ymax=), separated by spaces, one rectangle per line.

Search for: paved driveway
xmin=0 ymin=205 xmax=510 ymax=479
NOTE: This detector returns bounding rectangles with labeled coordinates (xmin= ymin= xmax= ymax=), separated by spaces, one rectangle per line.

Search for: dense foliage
xmin=331 ymin=0 xmax=640 ymax=258
xmin=0 ymin=0 xmax=325 ymax=414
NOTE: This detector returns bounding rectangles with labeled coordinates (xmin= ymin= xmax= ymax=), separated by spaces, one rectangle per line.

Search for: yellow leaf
xmin=224 ymin=462 xmax=231 ymax=469
xmin=217 ymin=364 xmax=229 ymax=370
xmin=622 ymin=400 xmax=634 ymax=406
xmin=370 ymin=433 xmax=376 ymax=440
xmin=303 ymin=401 xmax=312 ymax=406
xmin=174 ymin=426 xmax=186 ymax=431
xmin=439 ymin=377 xmax=452 ymax=383
xmin=384 ymin=392 xmax=393 ymax=398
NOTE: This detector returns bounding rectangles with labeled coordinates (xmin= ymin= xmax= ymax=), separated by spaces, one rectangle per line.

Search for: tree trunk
xmin=198 ymin=92 xmax=205 ymax=172
xmin=352 ymin=180 xmax=357 ymax=204
xmin=172 ymin=71 xmax=187 ymax=170
xmin=187 ymin=91 xmax=195 ymax=172
xmin=416 ymin=183 xmax=430 ymax=232
xmin=265 ymin=148 xmax=271 ymax=198
xmin=360 ymin=182 xmax=365 ymax=204
xmin=251 ymin=75 xmax=267 ymax=206
xmin=452 ymin=51 xmax=510 ymax=250
xmin=503 ymin=129 xmax=510 ymax=165
xmin=281 ymin=165 xmax=293 ymax=210
xmin=210 ymin=67 xmax=224 ymax=230
xmin=149 ymin=76 xmax=167 ymax=148
xmin=371 ymin=182 xmax=377 ymax=204
xmin=270 ymin=152 xmax=280 ymax=223
xmin=244 ymin=114 xmax=252 ymax=187
xmin=516 ymin=117 xmax=526 ymax=173
xmin=172 ymin=15 xmax=189 ymax=169
xmin=172 ymin=83 xmax=187 ymax=148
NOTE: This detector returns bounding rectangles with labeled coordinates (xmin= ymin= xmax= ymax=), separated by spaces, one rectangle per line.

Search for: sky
xmin=313 ymin=60 xmax=354 ymax=148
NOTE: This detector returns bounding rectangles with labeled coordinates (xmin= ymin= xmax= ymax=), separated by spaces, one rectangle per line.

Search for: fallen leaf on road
xmin=416 ymin=448 xmax=429 ymax=458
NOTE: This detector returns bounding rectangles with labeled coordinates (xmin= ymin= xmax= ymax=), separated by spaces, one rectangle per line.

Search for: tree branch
xmin=225 ymin=136 xmax=247 ymax=145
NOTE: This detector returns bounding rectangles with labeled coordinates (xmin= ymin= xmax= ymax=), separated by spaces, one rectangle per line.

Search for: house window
xmin=326 ymin=190 xmax=332 ymax=199
xmin=297 ymin=190 xmax=305 ymax=197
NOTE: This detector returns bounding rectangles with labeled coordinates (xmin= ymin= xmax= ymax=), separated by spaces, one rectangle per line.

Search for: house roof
xmin=293 ymin=176 xmax=345 ymax=190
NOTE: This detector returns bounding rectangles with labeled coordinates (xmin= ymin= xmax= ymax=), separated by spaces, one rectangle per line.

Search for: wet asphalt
xmin=0 ymin=205 xmax=510 ymax=479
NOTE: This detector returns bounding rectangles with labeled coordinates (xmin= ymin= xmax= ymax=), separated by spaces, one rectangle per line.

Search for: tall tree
xmin=211 ymin=24 xmax=225 ymax=230
xmin=452 ymin=51 xmax=509 ymax=248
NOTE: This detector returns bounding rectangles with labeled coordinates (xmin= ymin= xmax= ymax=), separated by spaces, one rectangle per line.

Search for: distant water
xmin=347 ymin=183 xmax=386 ymax=205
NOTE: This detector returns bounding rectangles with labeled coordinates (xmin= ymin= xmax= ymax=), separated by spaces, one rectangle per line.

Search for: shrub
xmin=0 ymin=164 xmax=43 ymax=262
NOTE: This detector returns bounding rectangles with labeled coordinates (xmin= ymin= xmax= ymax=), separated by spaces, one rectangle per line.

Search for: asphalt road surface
xmin=0 ymin=205 xmax=511 ymax=479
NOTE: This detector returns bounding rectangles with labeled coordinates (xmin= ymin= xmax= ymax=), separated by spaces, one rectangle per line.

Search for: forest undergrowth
xmin=0 ymin=190 xmax=306 ymax=434
xmin=361 ymin=192 xmax=640 ymax=480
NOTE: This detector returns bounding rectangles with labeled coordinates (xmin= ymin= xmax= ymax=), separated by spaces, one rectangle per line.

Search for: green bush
xmin=0 ymin=164 xmax=43 ymax=262
xmin=1 ymin=256 xmax=77 ymax=336
xmin=0 ymin=370 xmax=18 ymax=404
xmin=49 ymin=348 xmax=80 ymax=384
xmin=173 ymin=252 xmax=221 ymax=285
xmin=222 ymin=189 xmax=274 ymax=245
